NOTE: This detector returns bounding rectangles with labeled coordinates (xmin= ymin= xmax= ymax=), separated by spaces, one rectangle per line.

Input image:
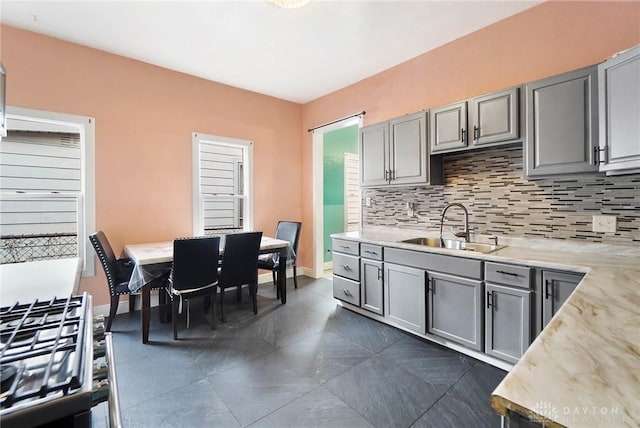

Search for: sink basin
xmin=400 ymin=237 xmax=505 ymax=254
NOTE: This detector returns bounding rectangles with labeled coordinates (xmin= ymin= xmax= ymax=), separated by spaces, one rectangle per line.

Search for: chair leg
xmin=172 ymin=299 xmax=179 ymax=340
xmin=159 ymin=290 xmax=170 ymax=323
xmin=220 ymin=287 xmax=226 ymax=323
xmin=210 ymin=293 xmax=216 ymax=330
xmin=293 ymin=265 xmax=298 ymax=289
xmin=272 ymin=270 xmax=277 ymax=287
xmin=251 ymin=282 xmax=258 ymax=315
xmin=128 ymin=294 xmax=136 ymax=313
xmin=107 ymin=295 xmax=119 ymax=332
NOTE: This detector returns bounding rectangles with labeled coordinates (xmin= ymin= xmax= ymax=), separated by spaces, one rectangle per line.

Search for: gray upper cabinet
xmin=430 ymin=101 xmax=468 ymax=153
xmin=360 ymin=122 xmax=389 ymax=187
xmin=525 ymin=66 xmax=599 ymax=177
xmin=384 ymin=262 xmax=426 ymax=334
xmin=598 ymin=44 xmax=640 ymax=174
xmin=427 ymin=271 xmax=483 ymax=351
xmin=485 ymin=283 xmax=531 ymax=364
xmin=388 ymin=112 xmax=429 ymax=185
xmin=471 ymin=87 xmax=520 ymax=146
xmin=541 ymin=270 xmax=583 ymax=328
xmin=360 ymin=111 xmax=442 ymax=188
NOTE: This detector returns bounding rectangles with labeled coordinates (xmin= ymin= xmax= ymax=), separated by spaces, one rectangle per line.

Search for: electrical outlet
xmin=365 ymin=197 xmax=371 ymax=207
xmin=592 ymin=215 xmax=617 ymax=233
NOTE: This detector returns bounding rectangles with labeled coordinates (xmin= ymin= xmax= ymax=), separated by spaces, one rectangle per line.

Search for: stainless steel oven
xmin=0 ymin=293 xmax=121 ymax=427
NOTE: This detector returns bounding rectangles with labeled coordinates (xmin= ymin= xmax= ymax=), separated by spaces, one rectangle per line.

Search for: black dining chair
xmin=257 ymin=221 xmax=301 ymax=293
xmin=218 ymin=231 xmax=263 ymax=323
xmin=89 ymin=231 xmax=168 ymax=332
xmin=166 ymin=236 xmax=220 ymax=339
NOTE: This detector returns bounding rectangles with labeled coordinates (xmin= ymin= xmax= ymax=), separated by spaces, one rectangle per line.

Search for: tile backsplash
xmin=362 ymin=145 xmax=640 ymax=245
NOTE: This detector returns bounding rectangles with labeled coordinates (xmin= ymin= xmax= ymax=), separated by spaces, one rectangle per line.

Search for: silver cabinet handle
xmin=341 ymin=288 xmax=352 ymax=297
xmin=363 ymin=250 xmax=378 ymax=255
xmin=341 ymin=265 xmax=352 ymax=271
xmin=496 ymin=270 xmax=520 ymax=277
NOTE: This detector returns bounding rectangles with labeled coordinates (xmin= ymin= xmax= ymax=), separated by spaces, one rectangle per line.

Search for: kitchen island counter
xmin=332 ymin=228 xmax=640 ymax=427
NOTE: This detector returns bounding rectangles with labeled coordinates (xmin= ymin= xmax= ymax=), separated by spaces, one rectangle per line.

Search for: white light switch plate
xmin=365 ymin=197 xmax=371 ymax=207
xmin=592 ymin=215 xmax=616 ymax=233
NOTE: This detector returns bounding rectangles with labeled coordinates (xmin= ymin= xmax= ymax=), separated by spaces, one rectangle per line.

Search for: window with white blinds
xmin=192 ymin=133 xmax=253 ymax=235
xmin=0 ymin=108 xmax=95 ymax=276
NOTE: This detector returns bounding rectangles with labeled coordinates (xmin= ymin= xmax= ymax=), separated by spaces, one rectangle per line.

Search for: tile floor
xmin=92 ymin=276 xmax=507 ymax=428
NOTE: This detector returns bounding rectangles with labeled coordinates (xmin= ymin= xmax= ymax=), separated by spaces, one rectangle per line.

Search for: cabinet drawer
xmin=333 ymin=239 xmax=359 ymax=256
xmin=485 ymin=262 xmax=532 ymax=289
xmin=360 ymin=244 xmax=383 ymax=260
xmin=333 ymin=275 xmax=360 ymax=306
xmin=333 ymin=253 xmax=360 ymax=281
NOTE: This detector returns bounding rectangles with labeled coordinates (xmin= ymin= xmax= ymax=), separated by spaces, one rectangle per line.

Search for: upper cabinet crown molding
xmin=597 ymin=44 xmax=640 ymax=175
xmin=430 ymin=87 xmax=521 ymax=155
xmin=524 ymin=65 xmax=599 ymax=178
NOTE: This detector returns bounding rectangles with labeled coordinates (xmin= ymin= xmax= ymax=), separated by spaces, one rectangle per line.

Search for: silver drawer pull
xmin=342 ymin=288 xmax=353 ymax=297
xmin=341 ymin=265 xmax=352 ymax=271
xmin=363 ymin=250 xmax=378 ymax=255
xmin=340 ymin=245 xmax=351 ymax=250
xmin=496 ymin=270 xmax=521 ymax=277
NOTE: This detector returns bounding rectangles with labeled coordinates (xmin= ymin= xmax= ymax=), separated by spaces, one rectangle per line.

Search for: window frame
xmin=3 ymin=106 xmax=96 ymax=277
xmin=191 ymin=132 xmax=253 ymax=236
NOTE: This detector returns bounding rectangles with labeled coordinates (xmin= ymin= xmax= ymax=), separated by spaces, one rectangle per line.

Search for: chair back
xmin=172 ymin=236 xmax=220 ymax=291
xmin=219 ymin=231 xmax=263 ymax=288
xmin=89 ymin=231 xmax=122 ymax=296
xmin=275 ymin=221 xmax=302 ymax=261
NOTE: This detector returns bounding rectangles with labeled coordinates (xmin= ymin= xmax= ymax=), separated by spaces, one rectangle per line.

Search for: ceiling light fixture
xmin=269 ymin=0 xmax=310 ymax=9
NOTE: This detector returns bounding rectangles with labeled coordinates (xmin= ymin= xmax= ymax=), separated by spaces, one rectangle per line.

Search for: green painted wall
xmin=323 ymin=125 xmax=358 ymax=262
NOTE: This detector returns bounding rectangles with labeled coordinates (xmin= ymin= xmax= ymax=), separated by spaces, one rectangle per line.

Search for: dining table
xmin=123 ymin=235 xmax=290 ymax=343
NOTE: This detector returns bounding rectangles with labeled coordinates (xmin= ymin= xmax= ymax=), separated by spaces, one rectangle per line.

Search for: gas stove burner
xmin=0 ymin=365 xmax=18 ymax=394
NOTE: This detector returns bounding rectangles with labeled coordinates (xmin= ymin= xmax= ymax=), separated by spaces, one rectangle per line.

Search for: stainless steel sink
xmin=400 ymin=237 xmax=505 ymax=254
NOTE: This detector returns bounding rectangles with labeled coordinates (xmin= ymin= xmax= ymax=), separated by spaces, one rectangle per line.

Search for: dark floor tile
xmin=326 ymin=306 xmax=406 ymax=353
xmin=326 ymin=356 xmax=448 ymax=428
xmin=378 ymin=337 xmax=474 ymax=386
xmin=208 ymin=331 xmax=372 ymax=426
xmin=411 ymin=392 xmax=502 ymax=428
xmin=121 ymin=379 xmax=239 ymax=428
xmin=249 ymin=386 xmax=375 ymax=428
xmin=449 ymin=362 xmax=507 ymax=415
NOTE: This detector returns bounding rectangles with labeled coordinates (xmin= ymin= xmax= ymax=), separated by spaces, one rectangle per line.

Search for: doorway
xmin=311 ymin=117 xmax=362 ymax=278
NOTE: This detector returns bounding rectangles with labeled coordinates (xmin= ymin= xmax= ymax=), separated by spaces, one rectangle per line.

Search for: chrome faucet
xmin=440 ymin=203 xmax=470 ymax=243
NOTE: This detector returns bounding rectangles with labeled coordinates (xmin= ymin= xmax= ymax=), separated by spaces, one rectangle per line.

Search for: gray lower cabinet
xmin=471 ymin=87 xmax=520 ymax=146
xmin=361 ymin=258 xmax=383 ymax=315
xmin=541 ymin=270 xmax=583 ymax=328
xmin=598 ymin=44 xmax=640 ymax=174
xmin=384 ymin=262 xmax=426 ymax=334
xmin=525 ymin=65 xmax=599 ymax=177
xmin=485 ymin=283 xmax=531 ymax=364
xmin=427 ymin=271 xmax=483 ymax=351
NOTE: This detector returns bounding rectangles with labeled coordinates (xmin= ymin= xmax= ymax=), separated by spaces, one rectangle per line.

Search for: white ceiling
xmin=0 ymin=0 xmax=540 ymax=104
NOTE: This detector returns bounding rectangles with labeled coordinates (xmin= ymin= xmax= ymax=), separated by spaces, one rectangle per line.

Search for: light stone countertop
xmin=332 ymin=227 xmax=640 ymax=427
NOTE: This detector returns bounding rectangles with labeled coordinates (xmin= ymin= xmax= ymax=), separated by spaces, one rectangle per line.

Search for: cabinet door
xmin=360 ymin=122 xmax=389 ymax=187
xmin=471 ymin=87 xmax=519 ymax=146
xmin=389 ymin=111 xmax=428 ymax=186
xmin=427 ymin=272 xmax=483 ymax=351
xmin=598 ymin=45 xmax=640 ymax=173
xmin=542 ymin=271 xmax=582 ymax=327
xmin=361 ymin=258 xmax=383 ymax=315
xmin=430 ymin=101 xmax=468 ymax=153
xmin=525 ymin=66 xmax=599 ymax=177
xmin=486 ymin=283 xmax=531 ymax=364
xmin=384 ymin=263 xmax=426 ymax=334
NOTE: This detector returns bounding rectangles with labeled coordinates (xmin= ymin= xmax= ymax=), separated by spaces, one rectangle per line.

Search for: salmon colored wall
xmin=299 ymin=1 xmax=640 ymax=270
xmin=1 ymin=25 xmax=303 ymax=306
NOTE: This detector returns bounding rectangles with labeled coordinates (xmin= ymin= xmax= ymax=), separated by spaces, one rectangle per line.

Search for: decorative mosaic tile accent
xmin=362 ymin=146 xmax=640 ymax=245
